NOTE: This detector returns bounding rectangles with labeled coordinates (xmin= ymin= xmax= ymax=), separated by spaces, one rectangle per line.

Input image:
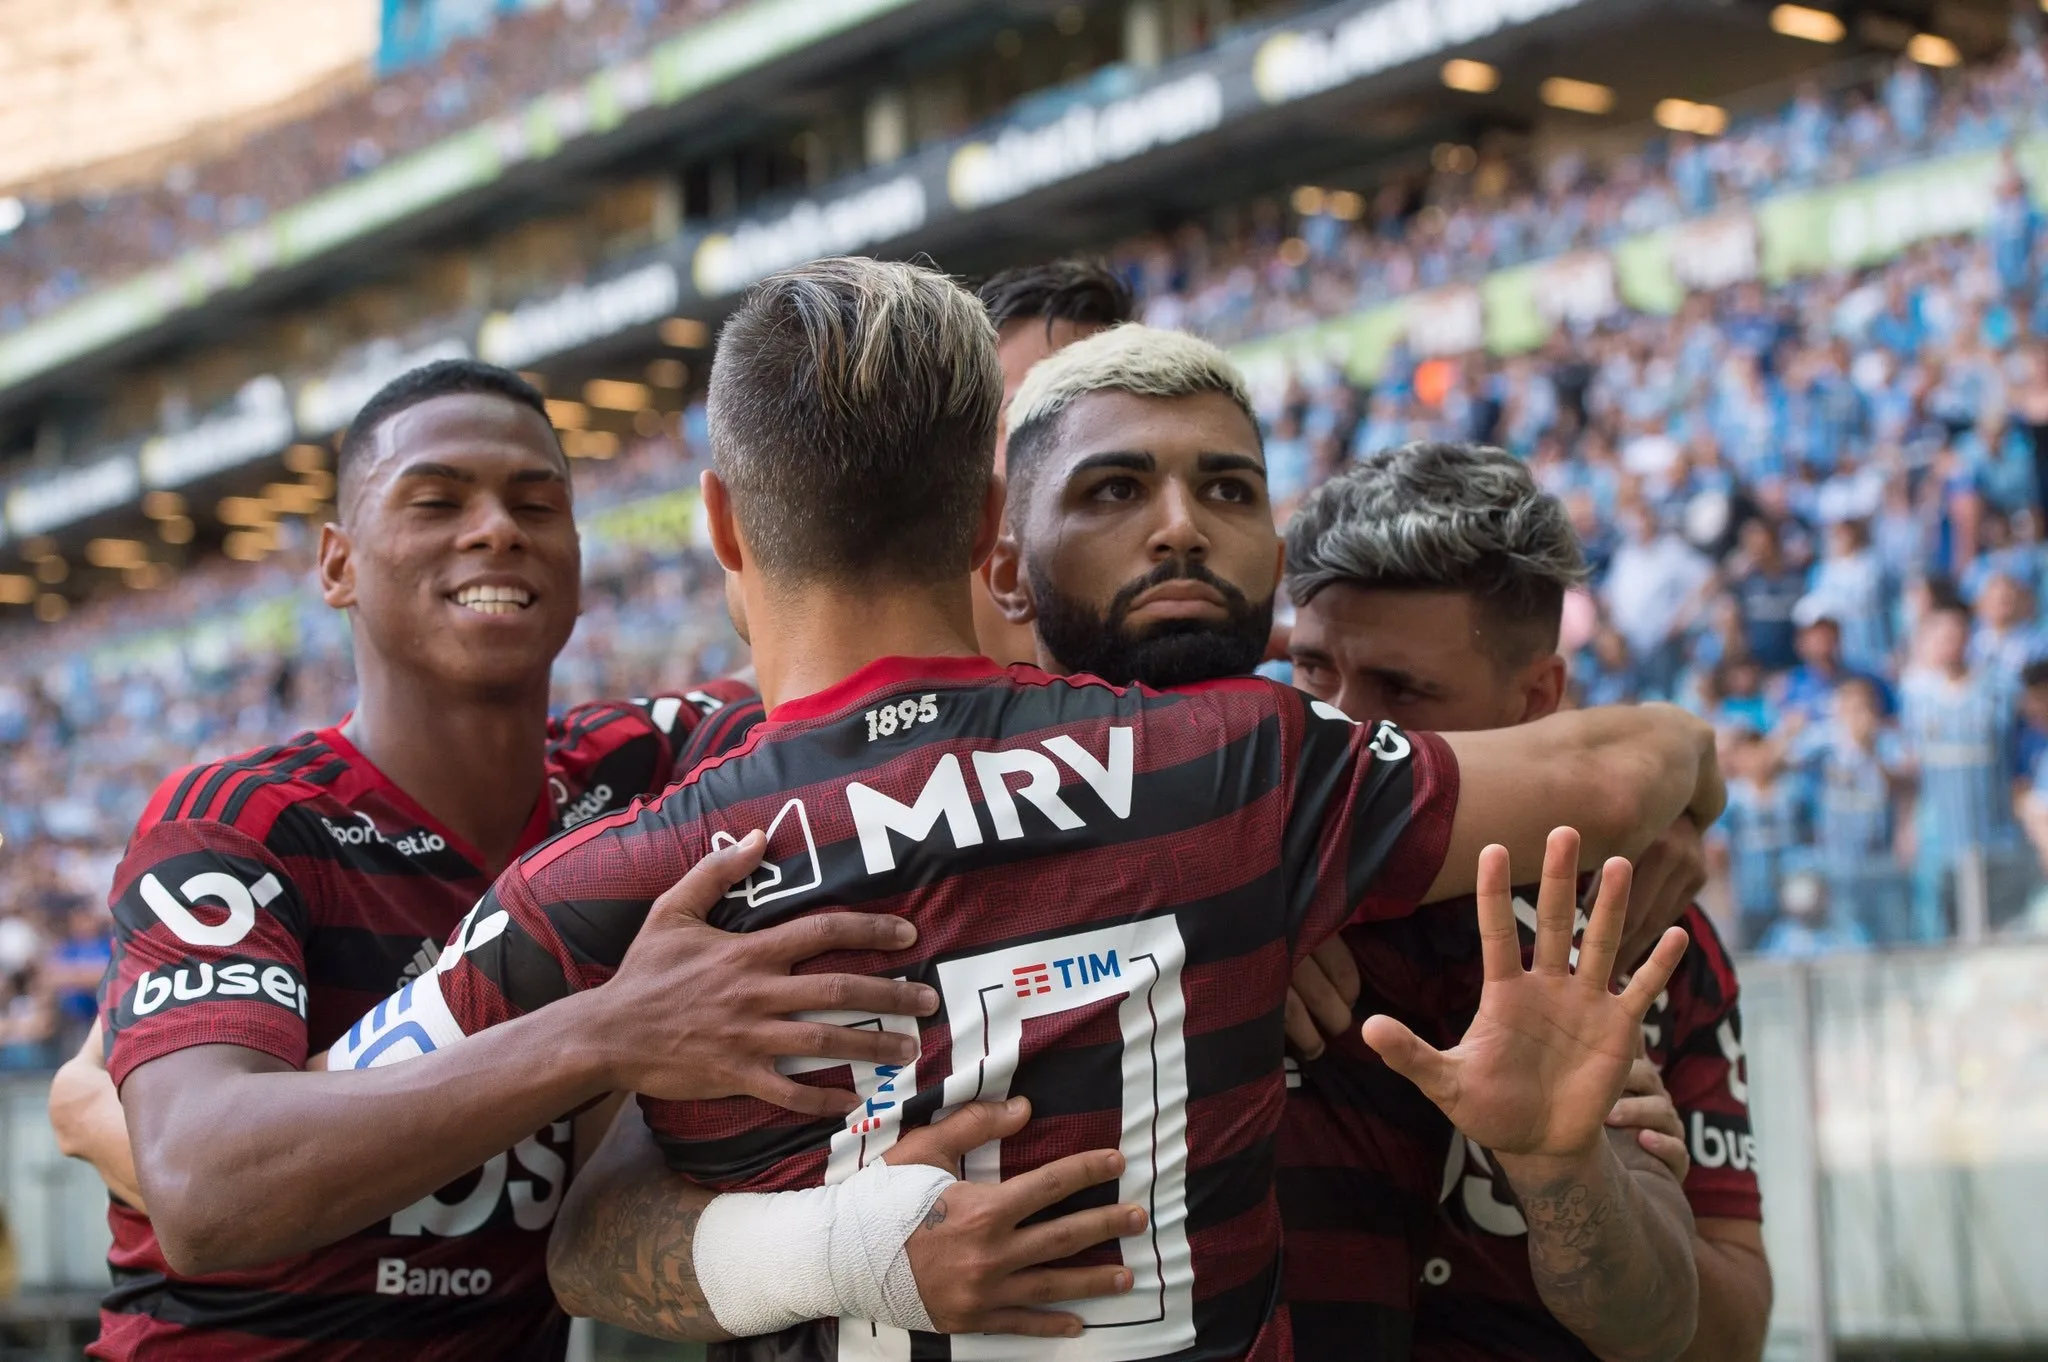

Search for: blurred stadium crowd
xmin=8 ymin=17 xmax=2048 ymax=1069
xmin=0 ymin=0 xmax=739 ymax=332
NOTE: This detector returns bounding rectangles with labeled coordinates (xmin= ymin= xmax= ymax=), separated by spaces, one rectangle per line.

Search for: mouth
xmin=1129 ymin=580 xmax=1228 ymax=619
xmin=448 ymin=584 xmax=536 ymax=617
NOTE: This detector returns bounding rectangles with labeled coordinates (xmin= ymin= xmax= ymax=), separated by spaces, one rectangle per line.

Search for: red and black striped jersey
xmin=1410 ymin=904 xmax=1760 ymax=1362
xmin=337 ymin=654 xmax=1460 ymax=1362
xmin=674 ymin=685 xmax=765 ymax=774
xmin=91 ymin=689 xmax=740 ymax=1362
xmin=1278 ymin=898 xmax=1483 ymax=1362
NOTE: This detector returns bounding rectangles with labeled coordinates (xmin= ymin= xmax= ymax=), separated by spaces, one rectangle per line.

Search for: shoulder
xmin=1670 ymin=904 xmax=1742 ymax=1017
xmin=135 ymin=731 xmax=344 ymax=845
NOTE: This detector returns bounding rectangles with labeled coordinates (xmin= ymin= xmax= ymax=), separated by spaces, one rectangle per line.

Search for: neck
xmin=749 ymin=578 xmax=982 ymax=710
xmin=342 ymin=656 xmax=552 ymax=874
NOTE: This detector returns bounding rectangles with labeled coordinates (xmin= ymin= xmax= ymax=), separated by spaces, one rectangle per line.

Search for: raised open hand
xmin=1361 ymin=826 xmax=1689 ymax=1163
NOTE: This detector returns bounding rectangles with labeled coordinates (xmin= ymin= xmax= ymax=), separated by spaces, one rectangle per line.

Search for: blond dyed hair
xmin=1005 ymin=324 xmax=1255 ymax=439
xmin=709 ymin=257 xmax=1002 ymax=584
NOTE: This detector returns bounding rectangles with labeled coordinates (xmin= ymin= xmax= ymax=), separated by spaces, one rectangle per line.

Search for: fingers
xmin=738 ymin=1071 xmax=862 ymax=1118
xmin=1008 ymin=1202 xmax=1148 ymax=1274
xmin=766 ymin=972 xmax=940 ymax=1019
xmin=1617 ymin=926 xmax=1690 ymax=1019
xmin=754 ymin=1019 xmax=921 ymax=1068
xmin=884 ymin=1098 xmax=1030 ymax=1171
xmin=1605 ymin=1097 xmax=1683 ymax=1141
xmin=1637 ymin=1129 xmax=1691 ymax=1183
xmin=1473 ymin=844 xmax=1521 ymax=983
xmin=1284 ymin=990 xmax=1327 ymax=1060
xmin=1291 ymin=946 xmax=1359 ymax=1038
xmin=973 ymin=1308 xmax=1089 ymax=1340
xmin=651 ymin=831 xmax=766 ymax=922
xmin=992 ymin=1264 xmax=1136 ymax=1311
xmin=1310 ymin=938 xmax=1362 ymax=1009
xmin=1620 ymin=1055 xmax=1661 ymax=1098
xmin=1530 ymin=827 xmax=1581 ymax=975
xmin=991 ymin=1148 xmax=1126 ymax=1226
xmin=1361 ymin=1014 xmax=1457 ymax=1111
xmin=756 ymin=910 xmax=918 ymax=965
xmin=1575 ymin=855 xmax=1632 ymax=989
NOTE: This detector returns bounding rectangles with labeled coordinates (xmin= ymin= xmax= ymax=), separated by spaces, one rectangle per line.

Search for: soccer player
xmin=974 ymin=259 xmax=1136 ymax=665
xmin=71 ymin=360 xmax=937 ymax=1359
xmin=687 ymin=259 xmax=1137 ymax=745
xmin=339 ymin=260 xmax=1721 ymax=1361
xmin=1282 ymin=444 xmax=1770 ymax=1362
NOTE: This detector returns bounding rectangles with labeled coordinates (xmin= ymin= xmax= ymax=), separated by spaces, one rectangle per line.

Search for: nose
xmin=1147 ymin=479 xmax=1210 ymax=563
xmin=457 ymin=495 xmax=529 ymax=555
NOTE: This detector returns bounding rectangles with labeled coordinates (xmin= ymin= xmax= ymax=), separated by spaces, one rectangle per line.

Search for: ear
xmin=1517 ymin=652 xmax=1568 ymax=724
xmin=986 ymin=532 xmax=1036 ymax=625
xmin=969 ymin=472 xmax=1006 ymax=573
xmin=703 ymin=469 xmax=744 ymax=573
xmin=317 ymin=521 xmax=355 ymax=610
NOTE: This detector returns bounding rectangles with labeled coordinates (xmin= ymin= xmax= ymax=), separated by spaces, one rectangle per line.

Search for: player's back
xmin=426 ymin=655 xmax=1459 ymax=1362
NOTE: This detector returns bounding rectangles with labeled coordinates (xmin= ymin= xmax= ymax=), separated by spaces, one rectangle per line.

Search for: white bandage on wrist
xmin=692 ymin=1160 xmax=954 ymax=1338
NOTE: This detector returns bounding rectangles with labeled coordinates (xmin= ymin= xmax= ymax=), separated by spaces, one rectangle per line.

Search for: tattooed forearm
xmin=1499 ymin=1133 xmax=1699 ymax=1362
xmin=548 ymin=1109 xmax=733 ymax=1342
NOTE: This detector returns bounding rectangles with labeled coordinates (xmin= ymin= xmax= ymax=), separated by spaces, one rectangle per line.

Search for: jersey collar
xmin=766 ymin=654 xmax=1007 ymax=725
xmin=318 ymin=720 xmax=552 ymax=874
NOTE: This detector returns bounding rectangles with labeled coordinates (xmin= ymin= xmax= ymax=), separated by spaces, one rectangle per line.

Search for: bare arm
xmin=48 ymin=1020 xmax=145 ymax=1210
xmin=1676 ymin=1218 xmax=1772 ymax=1362
xmin=1428 ymin=704 xmax=1722 ymax=903
xmin=1499 ymin=1130 xmax=1700 ymax=1362
xmin=550 ymin=1098 xmax=1138 ymax=1341
xmin=125 ymin=839 xmax=936 ymax=1277
xmin=549 ymin=1100 xmax=732 ymax=1341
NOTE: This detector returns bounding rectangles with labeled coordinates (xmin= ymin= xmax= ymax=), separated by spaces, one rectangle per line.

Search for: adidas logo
xmin=399 ymin=938 xmax=440 ymax=984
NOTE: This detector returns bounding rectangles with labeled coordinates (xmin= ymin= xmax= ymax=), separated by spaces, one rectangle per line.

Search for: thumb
xmin=1361 ymin=1015 xmax=1458 ymax=1111
xmin=884 ymin=1097 xmax=1030 ymax=1173
xmin=650 ymin=831 xmax=765 ymax=924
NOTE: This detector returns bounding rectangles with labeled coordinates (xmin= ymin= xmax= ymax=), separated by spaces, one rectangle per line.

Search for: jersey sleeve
xmin=100 ymin=817 xmax=313 ymax=1085
xmin=328 ymin=789 xmax=706 ymax=1070
xmin=1274 ymin=687 xmax=1460 ymax=952
xmin=1660 ymin=913 xmax=1763 ymax=1222
xmin=628 ymin=680 xmax=762 ymax=783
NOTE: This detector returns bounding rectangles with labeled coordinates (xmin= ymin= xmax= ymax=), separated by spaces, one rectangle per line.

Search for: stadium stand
xmin=9 ymin=8 xmax=2048 ymax=1079
xmin=0 ymin=0 xmax=742 ymax=332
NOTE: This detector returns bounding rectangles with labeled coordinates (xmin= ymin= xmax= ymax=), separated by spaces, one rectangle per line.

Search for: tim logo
xmin=711 ymin=798 xmax=822 ymax=908
xmin=1011 ymin=952 xmax=1121 ymax=998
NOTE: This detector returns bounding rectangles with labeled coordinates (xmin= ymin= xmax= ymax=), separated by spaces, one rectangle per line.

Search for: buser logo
xmin=139 ymin=869 xmax=284 ymax=948
xmin=847 ymin=728 xmax=1134 ymax=875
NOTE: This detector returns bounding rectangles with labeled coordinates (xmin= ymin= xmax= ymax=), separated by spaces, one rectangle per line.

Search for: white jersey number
xmin=786 ymin=917 xmax=1197 ymax=1362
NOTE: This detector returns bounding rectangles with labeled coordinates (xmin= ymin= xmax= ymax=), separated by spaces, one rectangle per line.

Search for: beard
xmin=1028 ymin=555 xmax=1273 ymax=690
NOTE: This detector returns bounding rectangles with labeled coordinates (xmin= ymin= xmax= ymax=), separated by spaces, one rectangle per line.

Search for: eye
xmin=410 ymin=498 xmax=458 ymax=511
xmin=1088 ymin=476 xmax=1141 ymax=502
xmin=1206 ymin=477 xmax=1258 ymax=504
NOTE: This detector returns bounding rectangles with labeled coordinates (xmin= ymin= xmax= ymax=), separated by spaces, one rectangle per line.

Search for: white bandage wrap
xmin=693 ymin=1161 xmax=954 ymax=1337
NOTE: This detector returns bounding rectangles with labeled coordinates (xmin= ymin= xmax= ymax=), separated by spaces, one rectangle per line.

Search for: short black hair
xmin=977 ymin=259 xmax=1134 ymax=334
xmin=338 ymin=359 xmax=556 ymax=506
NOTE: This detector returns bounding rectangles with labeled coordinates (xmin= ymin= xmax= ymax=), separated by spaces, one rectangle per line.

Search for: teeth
xmin=453 ymin=584 xmax=533 ymax=614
